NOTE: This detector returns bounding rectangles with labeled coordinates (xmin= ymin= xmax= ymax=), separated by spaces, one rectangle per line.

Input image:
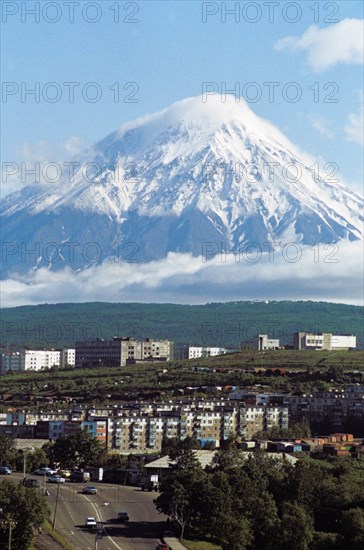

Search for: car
xmin=57 ymin=469 xmax=71 ymax=478
xmin=83 ymin=485 xmax=98 ymax=494
xmin=118 ymin=511 xmax=129 ymax=523
xmin=48 ymin=475 xmax=66 ymax=483
xmin=156 ymin=544 xmax=170 ymax=550
xmin=34 ymin=467 xmax=57 ymax=476
xmin=0 ymin=466 xmax=12 ymax=475
xmin=85 ymin=516 xmax=97 ymax=528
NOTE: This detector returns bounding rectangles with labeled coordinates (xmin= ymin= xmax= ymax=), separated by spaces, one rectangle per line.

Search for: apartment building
xmin=293 ymin=332 xmax=356 ymax=351
xmin=83 ymin=418 xmax=109 ymax=446
xmin=1 ymin=399 xmax=290 ymax=451
xmin=239 ymin=405 xmax=289 ymax=439
xmin=27 ymin=350 xmax=62 ymax=370
xmin=0 ymin=348 xmax=75 ymax=373
xmin=62 ymin=348 xmax=76 ymax=367
xmin=284 ymin=386 xmax=364 ymax=429
xmin=0 ymin=352 xmax=25 ymax=373
xmin=189 ymin=347 xmax=227 ymax=359
xmin=75 ymin=337 xmax=174 ymax=367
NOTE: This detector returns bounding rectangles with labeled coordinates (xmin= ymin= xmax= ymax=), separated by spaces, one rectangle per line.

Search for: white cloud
xmin=275 ymin=19 xmax=364 ymax=72
xmin=63 ymin=136 xmax=83 ymax=156
xmin=345 ymin=101 xmax=364 ymax=147
xmin=309 ymin=116 xmax=334 ymax=139
xmin=1 ymin=241 xmax=363 ymax=307
xmin=1 ymin=136 xmax=85 ymax=198
xmin=1 ymin=141 xmax=55 ymax=198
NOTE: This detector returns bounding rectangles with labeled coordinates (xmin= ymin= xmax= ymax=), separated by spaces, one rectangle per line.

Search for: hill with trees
xmin=1 ymin=301 xmax=363 ymax=352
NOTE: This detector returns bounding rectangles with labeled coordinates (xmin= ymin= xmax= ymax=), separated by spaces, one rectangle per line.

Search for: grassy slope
xmin=184 ymin=540 xmax=222 ymax=550
xmin=1 ymin=349 xmax=363 ymax=408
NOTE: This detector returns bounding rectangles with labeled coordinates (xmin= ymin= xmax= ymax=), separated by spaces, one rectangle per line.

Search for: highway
xmin=8 ymin=473 xmax=167 ymax=550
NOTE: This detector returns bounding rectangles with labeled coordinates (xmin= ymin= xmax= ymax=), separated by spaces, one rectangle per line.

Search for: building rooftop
xmin=146 ymin=450 xmax=298 ymax=470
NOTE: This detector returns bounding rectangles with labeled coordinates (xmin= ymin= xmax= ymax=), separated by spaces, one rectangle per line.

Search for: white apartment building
xmin=1 ymin=350 xmax=62 ymax=373
xmin=62 ymin=348 xmax=75 ymax=367
xmin=1 ymin=349 xmax=76 ymax=373
xmin=25 ymin=350 xmax=61 ymax=371
xmin=189 ymin=347 xmax=227 ymax=359
xmin=294 ymin=332 xmax=356 ymax=351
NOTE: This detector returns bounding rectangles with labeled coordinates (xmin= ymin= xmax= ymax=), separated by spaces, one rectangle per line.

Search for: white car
xmin=34 ymin=467 xmax=57 ymax=476
xmin=85 ymin=516 xmax=97 ymax=528
xmin=48 ymin=475 xmax=66 ymax=483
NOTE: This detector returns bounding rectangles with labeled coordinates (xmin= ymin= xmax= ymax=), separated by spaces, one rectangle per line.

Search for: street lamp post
xmin=0 ymin=510 xmax=17 ymax=550
xmin=22 ymin=447 xmax=34 ymax=479
xmin=7 ymin=519 xmax=15 ymax=550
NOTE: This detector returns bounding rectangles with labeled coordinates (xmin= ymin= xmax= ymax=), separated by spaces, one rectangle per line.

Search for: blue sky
xmin=2 ymin=0 xmax=363 ymax=195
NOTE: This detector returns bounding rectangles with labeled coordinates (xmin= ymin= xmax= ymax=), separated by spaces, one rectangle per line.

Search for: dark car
xmin=118 ymin=511 xmax=129 ymax=523
xmin=0 ymin=466 xmax=12 ymax=475
xmin=83 ymin=485 xmax=98 ymax=495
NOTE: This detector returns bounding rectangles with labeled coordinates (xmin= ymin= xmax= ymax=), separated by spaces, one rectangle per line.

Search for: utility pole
xmin=22 ymin=447 xmax=34 ymax=479
xmin=43 ymin=470 xmax=47 ymax=495
xmin=52 ymin=482 xmax=61 ymax=531
xmin=8 ymin=520 xmax=13 ymax=550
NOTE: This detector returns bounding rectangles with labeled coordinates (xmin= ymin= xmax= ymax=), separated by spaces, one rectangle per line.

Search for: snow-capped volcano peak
xmin=1 ymin=95 xmax=363 ymax=274
xmin=100 ymin=94 xmax=297 ymax=163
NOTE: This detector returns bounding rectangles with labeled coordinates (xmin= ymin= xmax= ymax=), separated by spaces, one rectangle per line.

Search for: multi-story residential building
xmin=284 ymin=386 xmax=364 ymax=429
xmin=188 ymin=347 xmax=227 ymax=359
xmin=256 ymin=335 xmax=280 ymax=350
xmin=75 ymin=337 xmax=174 ymax=367
xmin=25 ymin=350 xmax=62 ymax=370
xmin=238 ymin=405 xmax=289 ymax=439
xmin=293 ymin=332 xmax=356 ymax=351
xmin=1 ymin=350 xmax=63 ymax=373
xmin=1 ymin=397 xmax=289 ymax=452
xmin=147 ymin=416 xmax=165 ymax=450
xmin=0 ymin=352 xmax=25 ymax=373
xmin=82 ymin=418 xmax=109 ymax=446
xmin=62 ymin=348 xmax=75 ymax=367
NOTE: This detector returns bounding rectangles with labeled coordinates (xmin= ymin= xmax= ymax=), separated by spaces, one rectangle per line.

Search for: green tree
xmin=0 ymin=434 xmax=16 ymax=467
xmin=25 ymin=448 xmax=49 ymax=473
xmin=155 ymin=439 xmax=203 ymax=540
xmin=341 ymin=508 xmax=364 ymax=550
xmin=0 ymin=479 xmax=48 ymax=550
xmin=104 ymin=453 xmax=128 ymax=469
xmin=279 ymin=502 xmax=314 ymax=550
xmin=51 ymin=430 xmax=106 ymax=468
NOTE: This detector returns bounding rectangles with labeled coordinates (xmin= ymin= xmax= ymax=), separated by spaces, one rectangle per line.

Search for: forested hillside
xmin=1 ymin=301 xmax=363 ymax=351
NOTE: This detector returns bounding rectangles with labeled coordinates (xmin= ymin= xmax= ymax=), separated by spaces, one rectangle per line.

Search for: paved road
xmin=8 ymin=473 xmax=167 ymax=550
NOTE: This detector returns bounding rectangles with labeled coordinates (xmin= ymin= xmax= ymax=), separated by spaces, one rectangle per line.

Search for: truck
xmin=87 ymin=467 xmax=104 ymax=482
xmin=70 ymin=470 xmax=91 ymax=482
xmin=140 ymin=475 xmax=159 ymax=491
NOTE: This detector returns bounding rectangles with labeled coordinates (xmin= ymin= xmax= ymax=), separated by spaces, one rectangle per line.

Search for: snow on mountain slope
xmin=1 ymin=95 xmax=363 ymax=275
